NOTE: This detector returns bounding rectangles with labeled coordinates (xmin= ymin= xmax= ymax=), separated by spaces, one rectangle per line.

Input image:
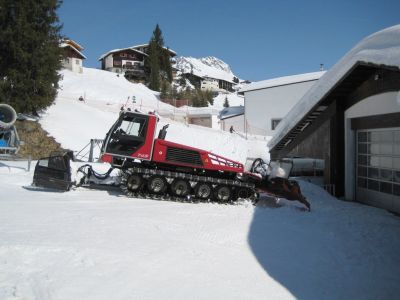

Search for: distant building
xmin=182 ymin=73 xmax=235 ymax=93
xmin=239 ymin=71 xmax=325 ymax=136
xmin=60 ymin=39 xmax=86 ymax=73
xmin=99 ymin=44 xmax=177 ymax=81
xmin=98 ymin=47 xmax=148 ymax=80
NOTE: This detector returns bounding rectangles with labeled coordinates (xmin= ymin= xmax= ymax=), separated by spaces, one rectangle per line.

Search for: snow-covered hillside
xmin=175 ymin=56 xmax=237 ymax=83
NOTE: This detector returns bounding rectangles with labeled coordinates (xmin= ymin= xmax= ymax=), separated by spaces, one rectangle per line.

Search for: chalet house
xmin=60 ymin=39 xmax=86 ymax=73
xmin=132 ymin=44 xmax=178 ymax=80
xmin=268 ymin=25 xmax=400 ymax=214
xmin=239 ymin=71 xmax=325 ymax=136
xmin=98 ymin=47 xmax=148 ymax=80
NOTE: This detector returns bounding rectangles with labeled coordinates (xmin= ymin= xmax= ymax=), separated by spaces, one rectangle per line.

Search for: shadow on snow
xmin=247 ymin=187 xmax=400 ymax=300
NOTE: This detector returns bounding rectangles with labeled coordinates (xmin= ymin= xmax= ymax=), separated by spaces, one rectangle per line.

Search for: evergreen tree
xmin=159 ymin=80 xmax=171 ymax=100
xmin=223 ymin=96 xmax=230 ymax=108
xmin=0 ymin=0 xmax=63 ymax=114
xmin=145 ymin=24 xmax=173 ymax=90
xmin=148 ymin=40 xmax=160 ymax=91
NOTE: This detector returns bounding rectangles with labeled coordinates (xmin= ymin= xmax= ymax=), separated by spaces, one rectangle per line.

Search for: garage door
xmin=356 ymin=128 xmax=400 ymax=213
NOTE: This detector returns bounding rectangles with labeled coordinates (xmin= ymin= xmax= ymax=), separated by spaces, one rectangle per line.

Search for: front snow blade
xmin=32 ymin=152 xmax=73 ymax=191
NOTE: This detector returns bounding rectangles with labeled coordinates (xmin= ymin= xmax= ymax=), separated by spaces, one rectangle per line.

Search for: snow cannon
xmin=0 ymin=103 xmax=21 ymax=156
xmin=0 ymin=104 xmax=17 ymax=129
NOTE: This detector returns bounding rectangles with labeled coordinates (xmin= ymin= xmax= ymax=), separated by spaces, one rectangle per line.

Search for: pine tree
xmin=145 ymin=24 xmax=173 ymax=90
xmin=0 ymin=0 xmax=63 ymax=114
xmin=148 ymin=40 xmax=160 ymax=91
xmin=223 ymin=96 xmax=230 ymax=108
xmin=160 ymin=80 xmax=171 ymax=100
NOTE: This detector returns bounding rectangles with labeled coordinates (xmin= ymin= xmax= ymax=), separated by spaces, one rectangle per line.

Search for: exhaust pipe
xmin=0 ymin=104 xmax=17 ymax=128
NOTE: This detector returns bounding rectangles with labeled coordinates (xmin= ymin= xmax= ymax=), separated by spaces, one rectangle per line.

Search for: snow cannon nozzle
xmin=0 ymin=104 xmax=17 ymax=129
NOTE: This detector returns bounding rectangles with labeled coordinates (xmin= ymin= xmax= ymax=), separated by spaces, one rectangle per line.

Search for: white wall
xmin=62 ymin=58 xmax=83 ymax=73
xmin=344 ymin=91 xmax=400 ymax=201
xmin=220 ymin=115 xmax=245 ymax=132
xmin=105 ymin=55 xmax=113 ymax=70
xmin=244 ymin=80 xmax=317 ymax=137
xmin=201 ymin=78 xmax=219 ymax=92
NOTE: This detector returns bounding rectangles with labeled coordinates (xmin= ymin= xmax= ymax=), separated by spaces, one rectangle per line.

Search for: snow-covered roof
xmin=98 ymin=47 xmax=148 ymax=61
xmin=131 ymin=44 xmax=177 ymax=56
xmin=60 ymin=43 xmax=87 ymax=59
xmin=218 ymin=106 xmax=244 ymax=120
xmin=268 ymin=25 xmax=400 ymax=150
xmin=239 ymin=71 xmax=325 ymax=93
xmin=63 ymin=39 xmax=84 ymax=51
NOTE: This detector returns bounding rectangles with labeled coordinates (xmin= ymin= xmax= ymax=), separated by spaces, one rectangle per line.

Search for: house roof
xmin=63 ymin=39 xmax=84 ymax=51
xmin=60 ymin=43 xmax=86 ymax=59
xmin=268 ymin=25 xmax=400 ymax=151
xmin=98 ymin=47 xmax=148 ymax=61
xmin=218 ymin=106 xmax=244 ymax=120
xmin=239 ymin=71 xmax=325 ymax=93
xmin=131 ymin=44 xmax=177 ymax=57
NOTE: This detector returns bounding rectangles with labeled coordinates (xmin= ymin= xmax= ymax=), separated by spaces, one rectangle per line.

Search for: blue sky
xmin=59 ymin=0 xmax=400 ymax=81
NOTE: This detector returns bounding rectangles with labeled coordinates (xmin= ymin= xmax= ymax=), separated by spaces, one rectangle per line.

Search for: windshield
xmin=103 ymin=114 xmax=149 ymax=157
xmin=118 ymin=116 xmax=147 ymax=137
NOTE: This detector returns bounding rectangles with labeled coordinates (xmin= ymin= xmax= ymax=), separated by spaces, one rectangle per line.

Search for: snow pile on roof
xmin=175 ymin=56 xmax=237 ymax=83
xmin=239 ymin=71 xmax=325 ymax=93
xmin=269 ymin=25 xmax=400 ymax=149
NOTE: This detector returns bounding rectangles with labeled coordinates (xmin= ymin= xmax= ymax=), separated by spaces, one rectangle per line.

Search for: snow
xmin=239 ymin=71 xmax=325 ymax=93
xmin=269 ymin=25 xmax=400 ymax=149
xmin=1 ymin=161 xmax=400 ymax=299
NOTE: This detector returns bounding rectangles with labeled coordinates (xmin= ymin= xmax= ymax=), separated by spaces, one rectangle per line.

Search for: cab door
xmin=102 ymin=112 xmax=157 ymax=161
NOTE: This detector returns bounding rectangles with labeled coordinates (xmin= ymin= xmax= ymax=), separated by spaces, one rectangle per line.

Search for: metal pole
xmin=89 ymin=139 xmax=94 ymax=162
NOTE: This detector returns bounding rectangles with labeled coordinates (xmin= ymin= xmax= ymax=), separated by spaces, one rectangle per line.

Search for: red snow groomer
xmin=33 ymin=110 xmax=310 ymax=210
xmin=99 ymin=110 xmax=252 ymax=201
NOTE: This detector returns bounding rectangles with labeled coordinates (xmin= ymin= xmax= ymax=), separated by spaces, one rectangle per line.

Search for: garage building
xmin=268 ymin=25 xmax=400 ymax=213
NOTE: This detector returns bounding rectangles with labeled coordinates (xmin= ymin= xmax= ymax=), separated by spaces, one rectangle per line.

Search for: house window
xmin=75 ymin=59 xmax=80 ymax=65
xmin=121 ymin=53 xmax=127 ymax=57
xmin=271 ymin=119 xmax=282 ymax=130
